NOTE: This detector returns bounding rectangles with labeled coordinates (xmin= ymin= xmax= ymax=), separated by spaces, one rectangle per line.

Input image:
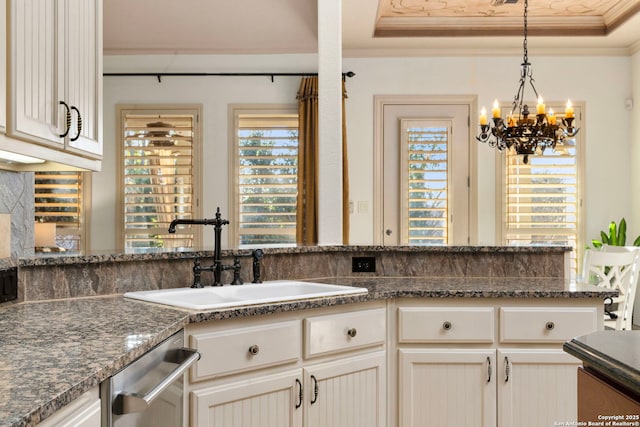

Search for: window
xmin=499 ymin=105 xmax=584 ymax=276
xmin=400 ymin=119 xmax=451 ymax=245
xmin=230 ymin=107 xmax=299 ymax=247
xmin=117 ymin=105 xmax=202 ymax=251
xmin=34 ymin=171 xmax=89 ymax=251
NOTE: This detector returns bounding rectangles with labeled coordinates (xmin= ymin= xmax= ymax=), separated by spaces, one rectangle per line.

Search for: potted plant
xmin=591 ymin=218 xmax=640 ymax=248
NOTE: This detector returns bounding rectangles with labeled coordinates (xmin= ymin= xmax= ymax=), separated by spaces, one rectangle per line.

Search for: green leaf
xmin=618 ymin=218 xmax=627 ymax=246
xmin=592 ymin=240 xmax=603 ymax=248
xmin=609 ymin=221 xmax=618 ymax=246
xmin=634 ymin=235 xmax=640 ymax=247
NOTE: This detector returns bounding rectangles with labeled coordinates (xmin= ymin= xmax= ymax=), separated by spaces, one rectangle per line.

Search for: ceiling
xmin=103 ymin=0 xmax=640 ymax=56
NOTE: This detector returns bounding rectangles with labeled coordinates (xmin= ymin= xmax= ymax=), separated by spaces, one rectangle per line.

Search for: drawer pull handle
xmin=248 ymin=345 xmax=260 ymax=356
xmin=442 ymin=321 xmax=452 ymax=330
xmin=504 ymin=356 xmax=510 ymax=383
xmin=295 ymin=379 xmax=303 ymax=409
xmin=545 ymin=321 xmax=555 ymax=331
xmin=487 ymin=357 xmax=492 ymax=383
xmin=347 ymin=328 xmax=357 ymax=338
xmin=310 ymin=375 xmax=319 ymax=404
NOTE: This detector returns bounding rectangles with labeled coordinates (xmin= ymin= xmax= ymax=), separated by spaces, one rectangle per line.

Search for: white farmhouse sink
xmin=124 ymin=280 xmax=368 ymax=310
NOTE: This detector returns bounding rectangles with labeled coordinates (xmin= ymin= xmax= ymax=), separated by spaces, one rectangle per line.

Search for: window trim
xmin=495 ymin=101 xmax=585 ymax=276
xmin=116 ymin=104 xmax=203 ymax=251
xmin=228 ymin=104 xmax=299 ymax=247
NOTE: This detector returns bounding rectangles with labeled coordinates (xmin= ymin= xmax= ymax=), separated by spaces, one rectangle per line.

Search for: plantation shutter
xmin=504 ymin=139 xmax=579 ymax=272
xmin=34 ymin=171 xmax=83 ymax=250
xmin=237 ymin=114 xmax=298 ymax=246
xmin=400 ymin=119 xmax=451 ymax=245
xmin=122 ymin=113 xmax=196 ymax=250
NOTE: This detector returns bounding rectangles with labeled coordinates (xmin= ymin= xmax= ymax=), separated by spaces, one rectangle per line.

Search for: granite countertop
xmin=1 ymin=276 xmax=614 ymax=427
xmin=563 ymin=330 xmax=640 ymax=397
xmin=11 ymin=244 xmax=570 ymax=267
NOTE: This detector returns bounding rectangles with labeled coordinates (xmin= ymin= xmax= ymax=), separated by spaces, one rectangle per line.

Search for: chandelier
xmin=476 ymin=0 xmax=579 ymax=164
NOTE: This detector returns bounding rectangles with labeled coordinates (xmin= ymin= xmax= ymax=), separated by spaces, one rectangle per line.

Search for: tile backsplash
xmin=0 ymin=170 xmax=34 ymax=258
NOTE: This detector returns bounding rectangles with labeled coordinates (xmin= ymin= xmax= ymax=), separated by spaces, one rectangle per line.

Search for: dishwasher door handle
xmin=114 ymin=347 xmax=200 ymax=415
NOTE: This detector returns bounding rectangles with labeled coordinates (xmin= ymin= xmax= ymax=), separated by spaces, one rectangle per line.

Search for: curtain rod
xmin=103 ymin=71 xmax=356 ymax=83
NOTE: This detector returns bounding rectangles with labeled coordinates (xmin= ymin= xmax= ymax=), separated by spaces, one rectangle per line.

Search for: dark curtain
xmin=296 ymin=76 xmax=350 ymax=245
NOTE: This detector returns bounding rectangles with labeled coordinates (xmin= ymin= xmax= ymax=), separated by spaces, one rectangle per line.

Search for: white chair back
xmin=583 ymin=248 xmax=638 ymax=330
xmin=601 ymin=245 xmax=640 ymax=330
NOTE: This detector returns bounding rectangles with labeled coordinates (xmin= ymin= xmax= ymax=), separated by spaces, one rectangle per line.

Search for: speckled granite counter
xmin=1 ymin=276 xmax=613 ymax=427
xmin=563 ymin=330 xmax=640 ymax=397
xmin=14 ymin=245 xmax=570 ymax=267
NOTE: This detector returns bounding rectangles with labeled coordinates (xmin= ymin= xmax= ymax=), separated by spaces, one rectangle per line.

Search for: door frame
xmin=373 ymin=95 xmax=478 ymax=245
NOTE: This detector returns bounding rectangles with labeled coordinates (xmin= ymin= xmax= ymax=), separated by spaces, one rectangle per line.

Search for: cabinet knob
xmin=442 ymin=321 xmax=452 ymax=331
xmin=248 ymin=345 xmax=260 ymax=355
xmin=347 ymin=328 xmax=357 ymax=338
xmin=545 ymin=321 xmax=555 ymax=331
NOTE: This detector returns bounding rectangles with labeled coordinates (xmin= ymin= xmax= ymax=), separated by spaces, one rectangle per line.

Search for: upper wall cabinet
xmin=3 ymin=0 xmax=103 ymax=170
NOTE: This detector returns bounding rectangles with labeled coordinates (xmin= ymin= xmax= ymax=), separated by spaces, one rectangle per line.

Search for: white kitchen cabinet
xmin=0 ymin=0 xmax=6 ymax=133
xmin=3 ymin=0 xmax=102 ymax=169
xmin=38 ymin=386 xmax=101 ymax=427
xmin=186 ymin=303 xmax=386 ymax=427
xmin=191 ymin=370 xmax=303 ymax=427
xmin=191 ymin=352 xmax=386 ymax=427
xmin=393 ymin=300 xmax=601 ymax=427
xmin=497 ymin=349 xmax=581 ymax=427
xmin=304 ymin=351 xmax=386 ymax=427
xmin=399 ymin=349 xmax=496 ymax=427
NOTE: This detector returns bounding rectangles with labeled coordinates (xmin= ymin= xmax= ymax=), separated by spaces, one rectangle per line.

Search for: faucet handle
xmin=191 ymin=259 xmax=204 ymax=288
xmin=252 ymin=249 xmax=264 ymax=283
xmin=231 ymin=257 xmax=243 ymax=286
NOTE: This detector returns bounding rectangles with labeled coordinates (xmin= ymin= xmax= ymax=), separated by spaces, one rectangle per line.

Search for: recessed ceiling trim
xmin=603 ymin=2 xmax=640 ymax=33
xmin=375 ymin=16 xmax=607 ymax=37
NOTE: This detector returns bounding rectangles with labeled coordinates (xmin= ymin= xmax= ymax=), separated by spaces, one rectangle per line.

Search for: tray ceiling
xmin=375 ymin=0 xmax=640 ymax=37
xmin=103 ymin=0 xmax=640 ymax=55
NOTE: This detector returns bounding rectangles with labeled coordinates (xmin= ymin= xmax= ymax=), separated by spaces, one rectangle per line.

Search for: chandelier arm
xmin=513 ymin=78 xmax=526 ymax=115
xmin=528 ymin=75 xmax=540 ymax=100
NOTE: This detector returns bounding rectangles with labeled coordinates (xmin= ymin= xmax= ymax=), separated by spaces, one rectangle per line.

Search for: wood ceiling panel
xmin=375 ymin=0 xmax=640 ymax=37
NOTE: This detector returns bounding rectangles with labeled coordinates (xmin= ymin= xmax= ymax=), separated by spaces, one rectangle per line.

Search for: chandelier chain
xmin=523 ymin=0 xmax=528 ymax=64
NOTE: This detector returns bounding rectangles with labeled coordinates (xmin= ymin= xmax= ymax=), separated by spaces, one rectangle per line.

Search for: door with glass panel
xmin=381 ymin=103 xmax=471 ymax=245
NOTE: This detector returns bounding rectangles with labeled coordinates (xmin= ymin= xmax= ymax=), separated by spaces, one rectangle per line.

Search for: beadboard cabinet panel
xmin=4 ymin=0 xmax=102 ymax=169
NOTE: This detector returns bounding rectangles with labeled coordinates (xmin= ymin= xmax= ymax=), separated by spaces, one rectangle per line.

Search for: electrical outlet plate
xmin=352 ymin=256 xmax=376 ymax=273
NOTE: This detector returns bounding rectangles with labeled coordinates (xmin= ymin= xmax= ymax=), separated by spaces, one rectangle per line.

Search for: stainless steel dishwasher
xmin=101 ymin=330 xmax=199 ymax=427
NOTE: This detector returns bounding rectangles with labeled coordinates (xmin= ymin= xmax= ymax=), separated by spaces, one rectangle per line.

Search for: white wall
xmin=94 ymin=53 xmax=633 ymax=250
xmin=631 ymin=50 xmax=640 ymax=243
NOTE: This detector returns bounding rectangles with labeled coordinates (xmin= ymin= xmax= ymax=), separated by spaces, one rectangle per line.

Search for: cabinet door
xmin=38 ymin=387 xmax=100 ymax=427
xmin=399 ymin=349 xmax=496 ymax=427
xmin=8 ymin=0 xmax=65 ymax=147
xmin=0 ymin=0 xmax=6 ymax=132
xmin=304 ymin=351 xmax=386 ymax=427
xmin=191 ymin=369 xmax=303 ymax=427
xmin=498 ymin=349 xmax=581 ymax=427
xmin=64 ymin=0 xmax=102 ymax=156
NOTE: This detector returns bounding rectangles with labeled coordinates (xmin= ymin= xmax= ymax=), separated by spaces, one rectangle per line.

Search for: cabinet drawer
xmin=500 ymin=307 xmax=598 ymax=343
xmin=398 ymin=307 xmax=495 ymax=343
xmin=189 ymin=320 xmax=301 ymax=381
xmin=304 ymin=308 xmax=385 ymax=358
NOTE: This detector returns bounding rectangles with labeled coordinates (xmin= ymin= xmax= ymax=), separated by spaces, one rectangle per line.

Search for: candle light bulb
xmin=548 ymin=108 xmax=556 ymax=125
xmin=565 ymin=99 xmax=574 ymax=118
xmin=536 ymin=96 xmax=545 ymax=115
xmin=492 ymin=99 xmax=501 ymax=118
xmin=479 ymin=107 xmax=487 ymax=125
